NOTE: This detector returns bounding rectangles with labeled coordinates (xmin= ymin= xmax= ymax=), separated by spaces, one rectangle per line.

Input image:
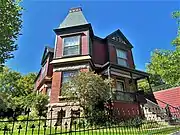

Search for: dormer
xmin=53 ymin=7 xmax=94 ymax=60
xmin=106 ymin=30 xmax=135 ymax=69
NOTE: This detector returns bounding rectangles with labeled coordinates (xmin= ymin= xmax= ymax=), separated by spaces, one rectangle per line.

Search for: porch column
xmin=147 ymin=77 xmax=153 ymax=93
xmin=130 ymin=72 xmax=133 ymax=83
xmin=130 ymin=72 xmax=134 ymax=91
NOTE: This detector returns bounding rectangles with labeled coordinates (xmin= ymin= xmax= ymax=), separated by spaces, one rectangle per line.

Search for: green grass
xmin=0 ymin=126 xmax=179 ymax=135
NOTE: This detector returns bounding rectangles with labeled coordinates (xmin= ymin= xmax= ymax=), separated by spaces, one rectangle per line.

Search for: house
xmin=153 ymin=86 xmax=180 ymax=112
xmin=35 ymin=7 xmax=156 ymax=122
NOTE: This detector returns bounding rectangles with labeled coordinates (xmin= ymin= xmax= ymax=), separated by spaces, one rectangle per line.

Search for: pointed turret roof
xmin=59 ymin=7 xmax=88 ymax=29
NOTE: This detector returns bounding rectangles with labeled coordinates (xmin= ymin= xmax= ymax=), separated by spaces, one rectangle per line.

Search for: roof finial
xmin=69 ymin=7 xmax=82 ymax=13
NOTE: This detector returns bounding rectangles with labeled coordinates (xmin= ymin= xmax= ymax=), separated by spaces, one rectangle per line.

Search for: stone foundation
xmin=47 ymin=101 xmax=81 ymax=129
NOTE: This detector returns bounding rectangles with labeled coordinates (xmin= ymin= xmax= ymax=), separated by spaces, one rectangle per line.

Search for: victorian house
xmin=35 ymin=7 xmax=156 ymax=121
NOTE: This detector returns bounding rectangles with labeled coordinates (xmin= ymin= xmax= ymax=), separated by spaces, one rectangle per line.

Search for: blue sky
xmin=6 ymin=0 xmax=179 ymax=74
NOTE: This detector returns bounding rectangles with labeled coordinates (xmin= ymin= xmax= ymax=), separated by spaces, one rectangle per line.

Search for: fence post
xmin=25 ymin=108 xmax=31 ymax=135
xmin=50 ymin=107 xmax=53 ymax=135
xmin=3 ymin=125 xmax=8 ymax=135
xmin=11 ymin=110 xmax=16 ymax=134
xmin=17 ymin=125 xmax=22 ymax=135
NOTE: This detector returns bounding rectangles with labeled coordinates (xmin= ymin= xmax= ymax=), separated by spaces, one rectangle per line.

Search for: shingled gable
xmin=59 ymin=7 xmax=88 ymax=29
xmin=106 ymin=29 xmax=133 ymax=48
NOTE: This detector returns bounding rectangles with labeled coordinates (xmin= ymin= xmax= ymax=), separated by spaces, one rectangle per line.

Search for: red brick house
xmin=35 ymin=7 xmax=155 ymax=120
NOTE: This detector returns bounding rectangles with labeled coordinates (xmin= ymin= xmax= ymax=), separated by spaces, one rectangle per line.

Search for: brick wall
xmin=81 ymin=31 xmax=88 ymax=55
xmin=109 ymin=45 xmax=117 ymax=63
xmin=92 ymin=39 xmax=107 ymax=65
xmin=127 ymin=50 xmax=135 ymax=69
xmin=55 ymin=31 xmax=89 ymax=58
xmin=55 ymin=36 xmax=63 ymax=58
xmin=112 ymin=101 xmax=141 ymax=119
xmin=50 ymin=72 xmax=62 ymax=103
xmin=109 ymin=45 xmax=135 ymax=68
xmin=154 ymin=86 xmax=180 ymax=108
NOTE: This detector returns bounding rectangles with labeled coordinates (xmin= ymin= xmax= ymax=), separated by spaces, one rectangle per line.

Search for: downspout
xmin=107 ymin=65 xmax=113 ymax=112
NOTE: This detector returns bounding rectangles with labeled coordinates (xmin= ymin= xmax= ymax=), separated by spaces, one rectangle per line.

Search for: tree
xmin=172 ymin=11 xmax=180 ymax=47
xmin=61 ymin=72 xmax=112 ymax=117
xmin=0 ymin=67 xmax=48 ymax=118
xmin=0 ymin=0 xmax=22 ymax=68
xmin=146 ymin=10 xmax=180 ymax=87
xmin=147 ymin=48 xmax=180 ymax=87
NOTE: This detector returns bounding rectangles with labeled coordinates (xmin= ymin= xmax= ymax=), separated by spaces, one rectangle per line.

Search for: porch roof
xmin=100 ymin=63 xmax=149 ymax=80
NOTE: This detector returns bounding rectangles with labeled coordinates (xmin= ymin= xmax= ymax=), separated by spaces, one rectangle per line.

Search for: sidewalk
xmin=170 ymin=131 xmax=180 ymax=135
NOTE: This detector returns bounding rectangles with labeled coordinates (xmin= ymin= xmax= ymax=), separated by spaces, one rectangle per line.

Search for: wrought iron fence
xmin=0 ymin=107 xmax=180 ymax=135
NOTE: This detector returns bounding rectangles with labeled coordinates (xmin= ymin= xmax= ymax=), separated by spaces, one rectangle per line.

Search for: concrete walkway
xmin=170 ymin=131 xmax=180 ymax=135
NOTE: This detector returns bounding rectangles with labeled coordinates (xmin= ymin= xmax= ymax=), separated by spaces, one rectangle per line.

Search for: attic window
xmin=116 ymin=49 xmax=128 ymax=67
xmin=63 ymin=36 xmax=80 ymax=56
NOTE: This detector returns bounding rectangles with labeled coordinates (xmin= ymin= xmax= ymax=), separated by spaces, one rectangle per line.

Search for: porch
xmin=99 ymin=63 xmax=154 ymax=104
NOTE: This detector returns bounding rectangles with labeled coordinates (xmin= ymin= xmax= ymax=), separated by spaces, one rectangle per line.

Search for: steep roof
xmin=59 ymin=7 xmax=88 ymax=29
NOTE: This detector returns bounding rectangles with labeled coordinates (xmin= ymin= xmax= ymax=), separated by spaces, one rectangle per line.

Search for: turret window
xmin=63 ymin=36 xmax=80 ymax=56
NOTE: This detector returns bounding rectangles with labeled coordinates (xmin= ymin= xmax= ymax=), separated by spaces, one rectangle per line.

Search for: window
xmin=116 ymin=49 xmax=128 ymax=67
xmin=62 ymin=70 xmax=78 ymax=83
xmin=116 ymin=80 xmax=124 ymax=91
xmin=41 ymin=64 xmax=46 ymax=78
xmin=46 ymin=87 xmax=51 ymax=97
xmin=63 ymin=36 xmax=80 ymax=56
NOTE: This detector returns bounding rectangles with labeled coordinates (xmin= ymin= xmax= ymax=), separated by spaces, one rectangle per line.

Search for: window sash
xmin=116 ymin=49 xmax=128 ymax=67
xmin=63 ymin=36 xmax=80 ymax=56
xmin=116 ymin=49 xmax=127 ymax=59
xmin=117 ymin=58 xmax=128 ymax=67
xmin=62 ymin=70 xmax=78 ymax=83
xmin=63 ymin=45 xmax=79 ymax=56
xmin=46 ymin=88 xmax=51 ymax=97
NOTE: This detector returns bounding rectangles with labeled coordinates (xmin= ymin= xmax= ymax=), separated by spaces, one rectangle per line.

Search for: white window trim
xmin=116 ymin=49 xmax=128 ymax=67
xmin=62 ymin=35 xmax=81 ymax=57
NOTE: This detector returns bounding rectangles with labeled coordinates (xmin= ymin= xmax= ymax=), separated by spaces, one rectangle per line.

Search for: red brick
xmin=113 ymin=101 xmax=141 ymax=119
xmin=127 ymin=50 xmax=135 ymax=69
xmin=109 ymin=45 xmax=117 ymax=63
xmin=50 ymin=72 xmax=62 ymax=103
xmin=92 ymin=39 xmax=107 ymax=65
xmin=55 ymin=36 xmax=63 ymax=58
xmin=81 ymin=31 xmax=88 ymax=55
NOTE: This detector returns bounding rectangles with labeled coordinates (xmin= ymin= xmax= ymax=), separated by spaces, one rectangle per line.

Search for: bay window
xmin=63 ymin=36 xmax=80 ymax=56
xmin=62 ymin=70 xmax=78 ymax=83
xmin=116 ymin=49 xmax=128 ymax=67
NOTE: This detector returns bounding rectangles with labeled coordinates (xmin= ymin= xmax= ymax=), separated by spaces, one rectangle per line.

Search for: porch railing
xmin=112 ymin=90 xmax=136 ymax=102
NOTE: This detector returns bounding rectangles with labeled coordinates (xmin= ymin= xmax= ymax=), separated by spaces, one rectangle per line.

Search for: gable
xmin=41 ymin=46 xmax=54 ymax=65
xmin=111 ymin=33 xmax=126 ymax=45
xmin=107 ymin=29 xmax=133 ymax=48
